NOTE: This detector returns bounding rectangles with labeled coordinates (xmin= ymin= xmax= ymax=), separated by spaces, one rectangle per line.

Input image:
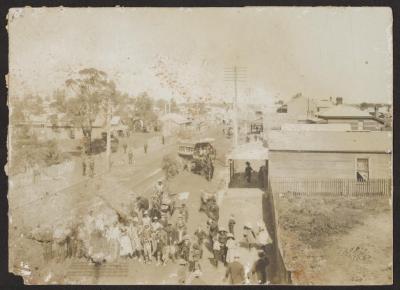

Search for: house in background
xmin=316 ymin=105 xmax=385 ymax=131
xmin=268 ymin=130 xmax=392 ymax=184
xmin=110 ymin=116 xmax=129 ymax=137
xmin=159 ymin=113 xmax=191 ymax=137
xmin=314 ymin=97 xmax=337 ymax=113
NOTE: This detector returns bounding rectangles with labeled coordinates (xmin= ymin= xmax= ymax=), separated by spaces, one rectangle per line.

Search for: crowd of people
xmin=27 ymin=177 xmax=272 ymax=284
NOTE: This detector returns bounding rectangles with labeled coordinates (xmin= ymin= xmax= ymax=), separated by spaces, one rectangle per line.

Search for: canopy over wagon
xmin=177 ymin=138 xmax=216 ymax=181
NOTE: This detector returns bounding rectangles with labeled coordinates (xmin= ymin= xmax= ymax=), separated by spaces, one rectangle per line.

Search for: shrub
xmin=161 ymin=154 xmax=180 ymax=180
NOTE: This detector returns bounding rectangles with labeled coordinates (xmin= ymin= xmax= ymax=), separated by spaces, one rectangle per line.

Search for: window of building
xmin=356 ymin=158 xmax=369 ymax=182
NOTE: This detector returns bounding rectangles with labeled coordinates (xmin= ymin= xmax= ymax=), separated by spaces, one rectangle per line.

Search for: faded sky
xmin=8 ymin=7 xmax=392 ymax=104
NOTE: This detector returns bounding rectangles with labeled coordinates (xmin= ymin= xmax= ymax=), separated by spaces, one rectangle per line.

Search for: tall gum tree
xmin=52 ymin=68 xmax=118 ymax=153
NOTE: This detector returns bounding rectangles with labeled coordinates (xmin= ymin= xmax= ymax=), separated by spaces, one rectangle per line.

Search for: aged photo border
xmin=0 ymin=0 xmax=398 ymax=289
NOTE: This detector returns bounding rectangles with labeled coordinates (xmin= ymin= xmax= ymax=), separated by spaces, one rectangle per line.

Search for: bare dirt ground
xmin=275 ymin=195 xmax=392 ymax=285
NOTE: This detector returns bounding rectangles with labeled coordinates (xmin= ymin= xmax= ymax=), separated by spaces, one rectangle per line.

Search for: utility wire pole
xmin=224 ymin=66 xmax=247 ymax=147
xmin=106 ymin=97 xmax=112 ymax=172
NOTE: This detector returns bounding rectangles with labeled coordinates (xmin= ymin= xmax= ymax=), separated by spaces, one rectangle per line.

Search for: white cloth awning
xmin=227 ymin=142 xmax=269 ymax=160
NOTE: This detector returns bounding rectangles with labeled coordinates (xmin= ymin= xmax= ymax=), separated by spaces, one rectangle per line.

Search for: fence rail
xmin=269 ymin=178 xmax=392 ymax=197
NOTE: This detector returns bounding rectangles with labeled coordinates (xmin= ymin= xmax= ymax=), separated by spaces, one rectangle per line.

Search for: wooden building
xmin=267 ymin=130 xmax=392 ymax=196
xmin=159 ymin=113 xmax=191 ymax=137
xmin=316 ymin=105 xmax=385 ymax=131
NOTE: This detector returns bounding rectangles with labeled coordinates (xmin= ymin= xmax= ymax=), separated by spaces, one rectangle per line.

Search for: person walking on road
xmin=128 ymin=149 xmax=134 ymax=165
xmin=249 ymin=251 xmax=270 ymax=284
xmin=161 ymin=135 xmax=165 ymax=145
xmin=144 ymin=142 xmax=148 ymax=154
xmin=123 ymin=143 xmax=128 ymax=154
xmin=224 ymin=255 xmax=246 ymax=285
xmin=218 ymin=228 xmax=228 ymax=265
xmin=33 ymin=163 xmax=40 ymax=184
xmin=89 ymin=155 xmax=95 ymax=178
xmin=82 ymin=155 xmax=87 ymax=176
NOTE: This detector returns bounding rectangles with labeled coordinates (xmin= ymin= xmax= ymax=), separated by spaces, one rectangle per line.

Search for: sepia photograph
xmin=6 ymin=7 xmax=393 ymax=285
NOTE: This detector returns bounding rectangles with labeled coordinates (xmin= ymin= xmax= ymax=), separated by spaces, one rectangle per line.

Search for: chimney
xmin=374 ymin=105 xmax=378 ymax=117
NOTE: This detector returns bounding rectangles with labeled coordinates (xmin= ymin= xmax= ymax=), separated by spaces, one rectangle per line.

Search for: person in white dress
xmin=256 ymin=223 xmax=272 ymax=253
xmin=119 ymin=226 xmax=133 ymax=258
xmin=128 ymin=217 xmax=142 ymax=260
xmin=105 ymin=221 xmax=120 ymax=261
xmin=225 ymin=233 xmax=238 ymax=264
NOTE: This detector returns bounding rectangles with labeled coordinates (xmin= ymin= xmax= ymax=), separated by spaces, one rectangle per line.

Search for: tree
xmin=52 ymin=68 xmax=117 ymax=152
xmin=133 ymin=92 xmax=158 ymax=129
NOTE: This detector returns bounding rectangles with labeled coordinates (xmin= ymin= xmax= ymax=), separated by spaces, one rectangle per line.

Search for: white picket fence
xmin=269 ymin=177 xmax=392 ymax=197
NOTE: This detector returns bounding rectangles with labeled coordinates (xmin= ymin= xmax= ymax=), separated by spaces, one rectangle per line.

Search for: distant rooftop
xmin=160 ymin=113 xmax=190 ymax=124
xmin=317 ymin=105 xmax=373 ymax=119
xmin=281 ymin=123 xmax=351 ymax=131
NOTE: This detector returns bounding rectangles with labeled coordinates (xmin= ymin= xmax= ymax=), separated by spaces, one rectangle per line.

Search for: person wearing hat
xmin=212 ymin=236 xmax=221 ymax=267
xmin=179 ymin=203 xmax=189 ymax=223
xmin=208 ymin=219 xmax=219 ymax=243
xmin=151 ymin=216 xmax=163 ymax=232
xmin=136 ymin=196 xmax=149 ymax=216
xmin=207 ymin=200 xmax=219 ymax=222
xmin=224 ymin=255 xmax=245 ymax=285
xmin=163 ymin=222 xmax=178 ymax=262
xmin=226 ymin=233 xmax=238 ymax=264
xmin=160 ymin=212 xmax=169 ymax=228
xmin=249 ymin=251 xmax=270 ymax=284
xmin=194 ymin=226 xmax=207 ymax=255
xmin=154 ymin=179 xmax=164 ymax=197
xmin=245 ymin=161 xmax=254 ymax=183
xmin=188 ymin=242 xmax=202 ymax=272
xmin=158 ymin=226 xmax=169 ymax=265
xmin=150 ymin=205 xmax=162 ymax=222
xmin=180 ymin=235 xmax=191 ymax=262
xmin=128 ymin=217 xmax=142 ymax=261
xmin=152 ymin=230 xmax=165 ymax=266
xmin=142 ymin=211 xmax=151 ymax=227
xmin=141 ymin=224 xmax=153 ymax=264
xmin=177 ymin=258 xmax=188 ymax=284
xmin=218 ymin=228 xmax=228 ymax=265
xmin=243 ymin=224 xmax=257 ymax=251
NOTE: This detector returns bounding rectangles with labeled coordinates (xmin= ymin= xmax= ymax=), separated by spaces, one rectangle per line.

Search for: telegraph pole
xmin=106 ymin=97 xmax=112 ymax=172
xmin=224 ymin=66 xmax=246 ymax=147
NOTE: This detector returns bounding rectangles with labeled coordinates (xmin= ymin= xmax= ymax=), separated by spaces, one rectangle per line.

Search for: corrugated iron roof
xmin=268 ymin=130 xmax=392 ymax=153
xmin=317 ymin=105 xmax=373 ymax=118
xmin=228 ymin=141 xmax=269 ymax=160
xmin=281 ymin=123 xmax=351 ymax=131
